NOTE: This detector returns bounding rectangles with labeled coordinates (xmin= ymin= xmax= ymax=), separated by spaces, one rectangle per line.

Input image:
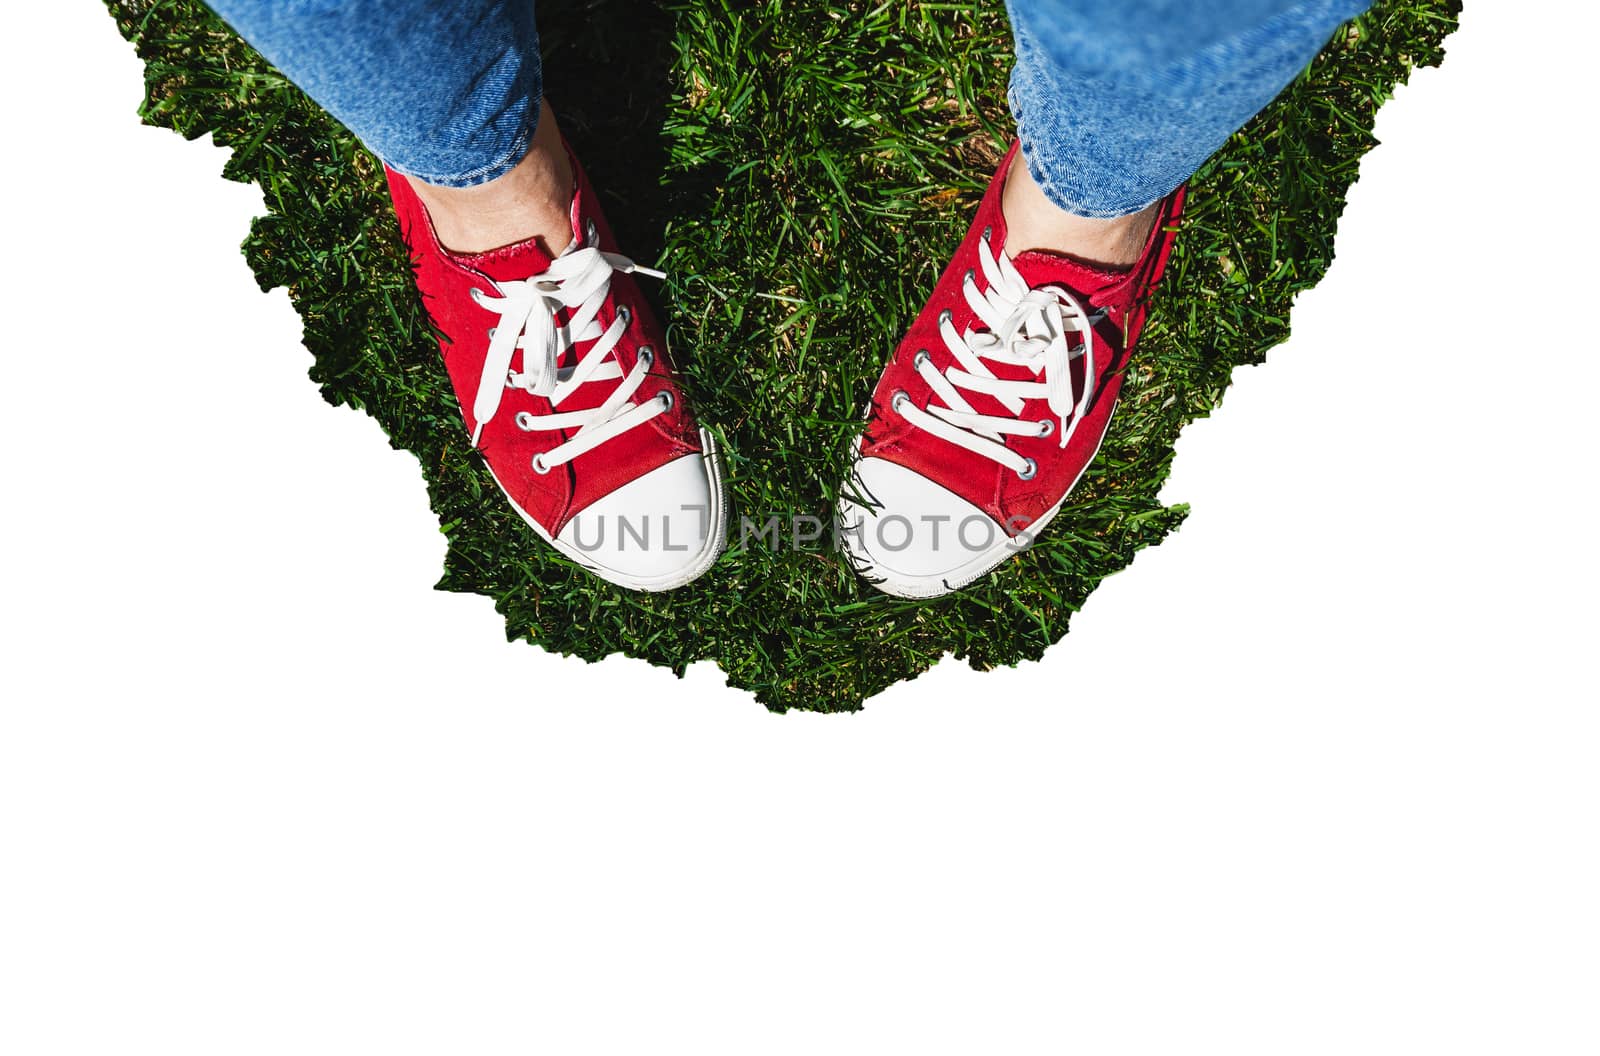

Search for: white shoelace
xmin=466 ymin=232 xmax=669 ymax=474
xmin=892 ymin=231 xmax=1100 ymax=481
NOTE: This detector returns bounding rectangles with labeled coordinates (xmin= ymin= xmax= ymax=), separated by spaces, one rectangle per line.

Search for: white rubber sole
xmin=489 ymin=427 xmax=728 ymax=592
xmin=836 ymin=412 xmax=1115 ymax=600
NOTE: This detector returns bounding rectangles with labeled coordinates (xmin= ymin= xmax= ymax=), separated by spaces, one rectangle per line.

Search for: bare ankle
xmin=408 ymin=98 xmax=575 ymax=257
xmin=1000 ymin=153 xmax=1158 ymax=270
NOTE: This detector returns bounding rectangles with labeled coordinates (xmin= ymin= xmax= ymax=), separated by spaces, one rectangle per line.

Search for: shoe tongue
xmin=1007 ymin=248 xmax=1136 ymax=311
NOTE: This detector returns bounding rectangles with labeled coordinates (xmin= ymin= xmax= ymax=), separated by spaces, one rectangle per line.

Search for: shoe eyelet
xmin=1036 ymin=419 xmax=1054 ymax=438
xmin=638 ymin=345 xmax=654 ymax=366
xmin=1017 ymin=458 xmax=1037 ymax=481
xmin=618 ymin=305 xmax=632 ymax=326
xmin=586 ymin=219 xmax=600 ymax=245
xmin=470 ymin=287 xmax=488 ymax=306
xmin=486 ymin=326 xmax=498 ymax=339
xmin=531 ymin=453 xmax=551 ymax=475
xmin=505 ymin=370 xmax=519 ymax=388
xmin=658 ymin=391 xmax=674 ymax=412
xmin=515 ymin=411 xmax=535 ymax=430
xmin=982 ymin=225 xmax=993 ymax=241
xmin=891 ymin=390 xmax=912 ymax=414
xmin=938 ymin=309 xmax=953 ymax=326
xmin=913 ymin=349 xmax=931 ymax=369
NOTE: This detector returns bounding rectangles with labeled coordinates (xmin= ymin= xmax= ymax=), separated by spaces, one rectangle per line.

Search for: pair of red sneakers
xmin=387 ymin=136 xmax=1183 ymax=596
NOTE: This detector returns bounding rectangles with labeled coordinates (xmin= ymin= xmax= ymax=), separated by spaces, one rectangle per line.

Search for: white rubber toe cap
xmin=553 ymin=449 xmax=725 ymax=591
xmin=838 ymin=456 xmax=1015 ymax=598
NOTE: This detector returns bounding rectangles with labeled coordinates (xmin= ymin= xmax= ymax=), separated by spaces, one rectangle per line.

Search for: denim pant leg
xmin=1004 ymin=0 xmax=1372 ymax=218
xmin=205 ymin=0 xmax=541 ymax=187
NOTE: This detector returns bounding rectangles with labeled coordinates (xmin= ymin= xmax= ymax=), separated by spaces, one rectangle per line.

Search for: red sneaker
xmin=837 ymin=144 xmax=1185 ymax=598
xmin=386 ymin=144 xmax=726 ymax=592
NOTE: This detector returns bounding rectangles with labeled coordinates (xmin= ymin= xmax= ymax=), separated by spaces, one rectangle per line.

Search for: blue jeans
xmin=207 ymin=0 xmax=1371 ymax=217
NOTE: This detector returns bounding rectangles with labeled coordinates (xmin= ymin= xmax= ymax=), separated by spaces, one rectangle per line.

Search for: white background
xmin=2 ymin=3 xmax=1596 ymax=1053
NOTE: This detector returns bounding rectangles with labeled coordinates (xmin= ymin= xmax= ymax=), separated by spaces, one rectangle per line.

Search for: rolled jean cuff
xmin=363 ymin=47 xmax=543 ymax=189
xmin=206 ymin=0 xmax=542 ymax=189
xmin=1007 ymin=79 xmax=1173 ymax=219
xmin=1005 ymin=21 xmax=1200 ymax=219
xmin=384 ymin=120 xmax=535 ymax=189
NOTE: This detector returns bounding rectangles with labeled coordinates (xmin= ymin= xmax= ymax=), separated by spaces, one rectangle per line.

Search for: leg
xmin=1002 ymin=0 xmax=1372 ymax=263
xmin=206 ymin=0 xmax=570 ymax=253
xmin=207 ymin=0 xmax=727 ymax=589
xmin=838 ymin=0 xmax=1372 ymax=598
xmin=1006 ymin=0 xmax=1374 ymax=219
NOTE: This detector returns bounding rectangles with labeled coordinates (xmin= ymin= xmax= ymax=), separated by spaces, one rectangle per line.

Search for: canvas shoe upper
xmin=386 ymin=143 xmax=726 ymax=591
xmin=838 ymin=143 xmax=1185 ymax=598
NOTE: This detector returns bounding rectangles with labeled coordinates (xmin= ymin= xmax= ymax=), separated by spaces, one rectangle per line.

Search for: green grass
xmin=106 ymin=0 xmax=1459 ymax=712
